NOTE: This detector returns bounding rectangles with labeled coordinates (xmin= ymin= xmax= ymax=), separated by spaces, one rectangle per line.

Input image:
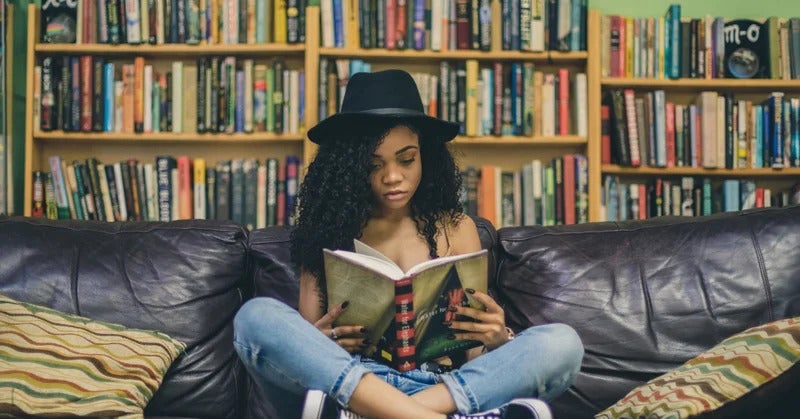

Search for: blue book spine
xmin=770 ymin=94 xmax=785 ymax=168
xmin=332 ymin=0 xmax=344 ymax=47
xmin=103 ymin=63 xmax=115 ymax=132
xmin=256 ymin=0 xmax=267 ymax=43
xmin=755 ymin=105 xmax=763 ymax=168
xmin=413 ymin=0 xmax=426 ymax=50
xmin=236 ymin=70 xmax=245 ymax=132
xmin=667 ymin=4 xmax=681 ymax=78
xmin=570 ymin=0 xmax=581 ymax=51
xmin=792 ymin=99 xmax=800 ymax=166
xmin=654 ymin=90 xmax=667 ymax=167
xmin=299 ymin=71 xmax=305 ymax=129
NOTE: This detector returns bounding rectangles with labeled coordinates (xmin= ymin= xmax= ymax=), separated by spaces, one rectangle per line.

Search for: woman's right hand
xmin=314 ymin=301 xmax=369 ymax=354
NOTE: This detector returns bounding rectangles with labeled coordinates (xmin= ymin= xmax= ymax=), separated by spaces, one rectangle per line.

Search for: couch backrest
xmin=0 ymin=217 xmax=249 ymax=419
xmin=244 ymin=215 xmax=498 ymax=418
xmin=495 ymin=205 xmax=800 ymax=418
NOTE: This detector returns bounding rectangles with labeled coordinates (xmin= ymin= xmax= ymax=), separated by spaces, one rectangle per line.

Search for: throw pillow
xmin=0 ymin=293 xmax=186 ymax=417
xmin=596 ymin=316 xmax=800 ymax=419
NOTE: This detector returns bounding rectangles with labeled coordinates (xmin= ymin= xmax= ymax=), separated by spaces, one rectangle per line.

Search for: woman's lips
xmin=384 ymin=191 xmax=407 ymax=201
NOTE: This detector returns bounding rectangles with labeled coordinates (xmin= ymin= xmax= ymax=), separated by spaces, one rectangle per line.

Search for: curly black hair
xmin=290 ymin=120 xmax=464 ymax=297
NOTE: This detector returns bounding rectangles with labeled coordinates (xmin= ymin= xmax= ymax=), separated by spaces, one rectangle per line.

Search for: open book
xmin=324 ymin=240 xmax=488 ymax=372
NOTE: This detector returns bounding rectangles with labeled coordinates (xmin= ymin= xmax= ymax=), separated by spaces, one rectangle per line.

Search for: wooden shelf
xmin=319 ymin=48 xmax=588 ymax=62
xmin=602 ymin=77 xmax=800 ymax=91
xmin=35 ymin=43 xmax=305 ymax=56
xmin=33 ymin=131 xmax=305 ymax=143
xmin=603 ymin=165 xmax=800 ymax=177
xmin=453 ymin=135 xmax=587 ymax=145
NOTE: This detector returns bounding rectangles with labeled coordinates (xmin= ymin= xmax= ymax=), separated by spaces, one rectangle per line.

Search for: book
xmin=325 ymin=240 xmax=488 ymax=372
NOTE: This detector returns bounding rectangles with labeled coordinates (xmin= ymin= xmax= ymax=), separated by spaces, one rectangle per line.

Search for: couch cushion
xmin=244 ymin=215 xmax=498 ymax=418
xmin=0 ymin=217 xmax=249 ymax=419
xmin=495 ymin=206 xmax=800 ymax=418
xmin=595 ymin=316 xmax=800 ymax=419
xmin=0 ymin=293 xmax=185 ymax=417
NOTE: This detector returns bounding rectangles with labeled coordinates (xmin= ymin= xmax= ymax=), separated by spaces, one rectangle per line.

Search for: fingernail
xmin=341 ymin=301 xmax=350 ymax=309
xmin=447 ymin=334 xmax=456 ymax=340
xmin=360 ymin=327 xmax=367 ymax=333
xmin=466 ymin=288 xmax=475 ymax=294
xmin=363 ymin=338 xmax=372 ymax=345
xmin=443 ymin=321 xmax=452 ymax=327
xmin=448 ymin=306 xmax=458 ymax=312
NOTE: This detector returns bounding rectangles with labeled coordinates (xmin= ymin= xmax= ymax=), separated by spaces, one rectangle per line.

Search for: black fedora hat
xmin=307 ymin=69 xmax=460 ymax=144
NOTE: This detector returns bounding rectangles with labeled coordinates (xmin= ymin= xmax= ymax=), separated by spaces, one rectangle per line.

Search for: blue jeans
xmin=233 ymin=297 xmax=583 ymax=414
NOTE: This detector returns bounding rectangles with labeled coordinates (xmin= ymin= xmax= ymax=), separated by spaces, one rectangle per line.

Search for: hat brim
xmin=307 ymin=111 xmax=460 ymax=144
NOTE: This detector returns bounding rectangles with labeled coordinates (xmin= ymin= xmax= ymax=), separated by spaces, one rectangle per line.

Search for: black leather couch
xmin=1 ymin=205 xmax=798 ymax=418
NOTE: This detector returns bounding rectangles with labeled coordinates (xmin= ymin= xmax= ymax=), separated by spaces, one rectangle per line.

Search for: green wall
xmin=591 ymin=0 xmax=800 ymax=19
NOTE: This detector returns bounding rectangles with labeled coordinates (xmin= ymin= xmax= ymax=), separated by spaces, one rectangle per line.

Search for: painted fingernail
xmin=447 ymin=334 xmax=456 ymax=340
xmin=443 ymin=321 xmax=452 ymax=327
xmin=466 ymin=288 xmax=475 ymax=294
xmin=360 ymin=327 xmax=367 ymax=333
xmin=448 ymin=306 xmax=458 ymax=312
xmin=341 ymin=301 xmax=350 ymax=309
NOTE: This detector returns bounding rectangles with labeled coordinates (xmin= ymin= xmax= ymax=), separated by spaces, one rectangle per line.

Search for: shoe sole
xmin=509 ymin=399 xmax=553 ymax=419
xmin=301 ymin=389 xmax=327 ymax=419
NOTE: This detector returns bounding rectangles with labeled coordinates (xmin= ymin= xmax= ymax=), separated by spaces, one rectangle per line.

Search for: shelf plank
xmin=319 ymin=48 xmax=588 ymax=62
xmin=33 ymin=131 xmax=306 ymax=143
xmin=34 ymin=43 xmax=305 ymax=55
xmin=602 ymin=77 xmax=800 ymax=91
xmin=453 ymin=135 xmax=587 ymax=145
xmin=603 ymin=165 xmax=800 ymax=176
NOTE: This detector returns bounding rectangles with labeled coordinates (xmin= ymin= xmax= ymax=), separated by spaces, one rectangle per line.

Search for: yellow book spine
xmin=465 ymin=60 xmax=479 ymax=137
xmin=274 ymin=0 xmax=287 ymax=43
xmin=625 ymin=17 xmax=633 ymax=78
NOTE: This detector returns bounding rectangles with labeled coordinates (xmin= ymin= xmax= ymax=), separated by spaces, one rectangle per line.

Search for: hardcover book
xmin=325 ymin=240 xmax=488 ymax=372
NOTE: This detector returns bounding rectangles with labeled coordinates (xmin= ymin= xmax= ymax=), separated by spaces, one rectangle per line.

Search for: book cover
xmin=723 ymin=19 xmax=770 ymax=79
xmin=325 ymin=240 xmax=488 ymax=371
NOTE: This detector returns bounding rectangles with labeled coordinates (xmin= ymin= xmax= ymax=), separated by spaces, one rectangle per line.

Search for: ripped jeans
xmin=233 ymin=297 xmax=583 ymax=414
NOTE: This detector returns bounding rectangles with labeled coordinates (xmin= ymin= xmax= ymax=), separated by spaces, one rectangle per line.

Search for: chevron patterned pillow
xmin=0 ymin=293 xmax=186 ymax=417
xmin=596 ymin=316 xmax=800 ymax=419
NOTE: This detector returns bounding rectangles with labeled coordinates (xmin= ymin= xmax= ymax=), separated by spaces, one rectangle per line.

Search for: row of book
xmin=32 ymin=155 xmax=303 ymax=230
xmin=320 ymin=59 xmax=587 ymax=137
xmin=602 ymin=175 xmax=800 ymax=221
xmin=35 ymin=56 xmax=304 ymax=135
xmin=460 ymin=154 xmax=589 ymax=228
xmin=603 ymin=90 xmax=800 ymax=170
xmin=601 ymin=4 xmax=800 ymax=79
xmin=322 ymin=0 xmax=587 ymax=52
xmin=41 ymin=0 xmax=305 ymax=45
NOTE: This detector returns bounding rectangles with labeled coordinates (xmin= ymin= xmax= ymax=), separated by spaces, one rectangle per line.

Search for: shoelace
xmin=339 ymin=409 xmax=370 ymax=419
xmin=448 ymin=409 xmax=502 ymax=419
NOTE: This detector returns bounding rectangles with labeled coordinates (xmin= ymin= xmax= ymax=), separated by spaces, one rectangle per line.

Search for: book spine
xmin=394 ymin=277 xmax=416 ymax=372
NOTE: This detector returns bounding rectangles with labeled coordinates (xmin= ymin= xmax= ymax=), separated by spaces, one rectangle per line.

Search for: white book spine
xmin=113 ymin=162 xmax=128 ymax=221
xmin=143 ymin=65 xmax=153 ymax=132
xmin=172 ymin=61 xmax=184 ymax=132
xmin=145 ymin=164 xmax=158 ymax=221
xmin=126 ymin=0 xmax=142 ymax=44
xmin=257 ymin=163 xmax=267 ymax=228
xmin=156 ymin=0 xmax=165 ymax=44
xmin=114 ymin=81 xmax=124 ymax=132
xmin=321 ymin=0 xmax=335 ymax=47
xmin=430 ymin=0 xmax=442 ymax=51
xmin=289 ymin=70 xmax=299 ymax=134
xmin=97 ymin=164 xmax=115 ymax=222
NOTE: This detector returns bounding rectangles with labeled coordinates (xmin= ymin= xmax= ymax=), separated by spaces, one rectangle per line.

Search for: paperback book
xmin=324 ymin=240 xmax=488 ymax=372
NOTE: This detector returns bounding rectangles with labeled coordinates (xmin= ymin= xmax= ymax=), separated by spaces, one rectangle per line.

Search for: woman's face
xmin=369 ymin=125 xmax=422 ymax=216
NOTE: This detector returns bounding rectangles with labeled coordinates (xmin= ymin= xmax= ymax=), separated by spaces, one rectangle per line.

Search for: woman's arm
xmin=298 ymin=269 xmax=324 ymax=324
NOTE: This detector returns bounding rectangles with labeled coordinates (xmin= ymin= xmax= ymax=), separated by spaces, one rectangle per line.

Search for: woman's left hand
xmin=447 ymin=289 xmax=510 ymax=352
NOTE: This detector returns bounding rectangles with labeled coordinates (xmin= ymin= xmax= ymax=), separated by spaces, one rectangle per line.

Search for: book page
xmin=324 ymin=250 xmax=397 ymax=347
xmin=353 ymin=239 xmax=397 ymax=265
xmin=326 ymin=248 xmax=405 ymax=279
xmin=406 ymin=249 xmax=487 ymax=276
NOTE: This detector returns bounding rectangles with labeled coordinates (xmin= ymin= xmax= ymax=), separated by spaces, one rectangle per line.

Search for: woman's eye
xmin=400 ymin=159 xmax=415 ymax=166
xmin=370 ymin=163 xmax=382 ymax=171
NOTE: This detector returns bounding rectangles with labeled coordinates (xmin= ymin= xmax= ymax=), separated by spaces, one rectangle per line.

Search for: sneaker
xmin=301 ymin=389 xmax=369 ymax=419
xmin=448 ymin=398 xmax=553 ymax=419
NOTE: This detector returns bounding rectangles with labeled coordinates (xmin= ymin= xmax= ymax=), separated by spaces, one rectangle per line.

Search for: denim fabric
xmin=233 ymin=297 xmax=583 ymax=414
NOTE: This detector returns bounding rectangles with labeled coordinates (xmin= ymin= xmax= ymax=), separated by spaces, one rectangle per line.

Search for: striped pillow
xmin=0 ymin=293 xmax=186 ymax=417
xmin=596 ymin=316 xmax=800 ymax=419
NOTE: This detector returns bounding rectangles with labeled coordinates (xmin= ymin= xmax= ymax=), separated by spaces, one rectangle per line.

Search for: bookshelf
xmin=598 ymin=11 xmax=800 ymax=219
xmin=24 ymin=3 xmax=311 ymax=219
xmin=22 ymin=3 xmax=603 ymax=225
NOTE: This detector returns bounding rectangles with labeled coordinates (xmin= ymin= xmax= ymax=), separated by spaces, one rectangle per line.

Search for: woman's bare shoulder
xmin=441 ymin=213 xmax=482 ymax=255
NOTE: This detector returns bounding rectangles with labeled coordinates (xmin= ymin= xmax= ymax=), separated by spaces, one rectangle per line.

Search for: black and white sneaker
xmin=301 ymin=389 xmax=369 ymax=419
xmin=448 ymin=398 xmax=553 ymax=419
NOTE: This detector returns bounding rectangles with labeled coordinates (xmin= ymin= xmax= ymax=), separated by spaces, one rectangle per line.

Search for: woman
xmin=233 ymin=70 xmax=584 ymax=419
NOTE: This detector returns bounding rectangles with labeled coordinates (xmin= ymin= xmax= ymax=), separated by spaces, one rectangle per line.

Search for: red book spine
xmin=601 ymin=105 xmax=612 ymax=164
xmin=455 ymin=0 xmax=470 ymax=50
xmin=394 ymin=277 xmax=416 ymax=372
xmin=665 ymin=102 xmax=676 ymax=168
xmin=80 ymin=56 xmax=94 ymax=132
xmin=558 ymin=68 xmax=570 ymax=135
xmin=385 ymin=0 xmax=397 ymax=49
